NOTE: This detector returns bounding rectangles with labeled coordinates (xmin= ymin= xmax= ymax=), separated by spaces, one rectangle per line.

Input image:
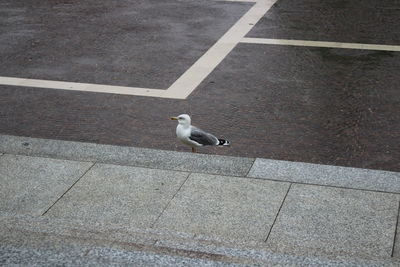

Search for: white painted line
xmin=241 ymin=37 xmax=400 ymax=51
xmin=0 ymin=76 xmax=171 ymax=98
xmin=167 ymin=0 xmax=278 ymax=98
xmin=0 ymin=0 xmax=277 ymax=99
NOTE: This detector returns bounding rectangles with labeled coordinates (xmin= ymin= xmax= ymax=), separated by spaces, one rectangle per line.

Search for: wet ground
xmin=0 ymin=0 xmax=399 ymax=171
xmin=0 ymin=0 xmax=250 ymax=88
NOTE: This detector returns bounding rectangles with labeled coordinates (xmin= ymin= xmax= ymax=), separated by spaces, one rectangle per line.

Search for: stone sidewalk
xmin=1 ymin=134 xmax=400 ymax=266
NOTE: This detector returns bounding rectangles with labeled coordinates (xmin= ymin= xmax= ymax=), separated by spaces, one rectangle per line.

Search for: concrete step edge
xmin=1 ymin=134 xmax=399 ymax=194
xmin=2 ymin=212 xmax=399 ymax=266
xmin=0 ymin=134 xmax=254 ymax=177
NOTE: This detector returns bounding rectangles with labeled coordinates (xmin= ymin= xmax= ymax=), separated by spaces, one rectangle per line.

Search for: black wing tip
xmin=218 ymin=139 xmax=230 ymax=146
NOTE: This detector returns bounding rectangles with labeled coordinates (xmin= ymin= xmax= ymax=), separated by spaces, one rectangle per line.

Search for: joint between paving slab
xmin=391 ymin=199 xmax=400 ymax=257
xmin=83 ymin=248 xmax=91 ymax=257
xmin=247 ymin=175 xmax=400 ymax=196
xmin=184 ymin=169 xmax=400 ymax=196
xmin=244 ymin=158 xmax=257 ymax=177
xmin=264 ymin=183 xmax=292 ymax=243
xmin=150 ymin=172 xmax=192 ymax=229
xmin=248 ymin=158 xmax=400 ymax=194
xmin=41 ymin=162 xmax=96 ymax=216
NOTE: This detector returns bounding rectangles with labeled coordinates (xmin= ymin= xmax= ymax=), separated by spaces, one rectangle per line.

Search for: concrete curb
xmin=0 ymin=134 xmax=254 ymax=177
xmin=1 ymin=134 xmax=399 ymax=193
xmin=248 ymin=158 xmax=400 ymax=194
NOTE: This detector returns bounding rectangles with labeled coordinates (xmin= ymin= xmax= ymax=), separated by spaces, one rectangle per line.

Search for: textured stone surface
xmin=248 ymin=158 xmax=400 ymax=193
xmin=266 ymin=184 xmax=400 ymax=259
xmin=0 ymin=154 xmax=93 ymax=216
xmin=0 ymin=228 xmax=102 ymax=258
xmin=0 ymin=246 xmax=245 ymax=267
xmin=0 ymin=134 xmax=254 ymax=177
xmin=393 ymin=211 xmax=400 ymax=259
xmin=155 ymin=239 xmax=400 ymax=266
xmin=45 ymin=163 xmax=189 ymax=228
xmin=1 ymin=212 xmax=399 ymax=266
xmin=154 ymin=173 xmax=290 ymax=243
xmin=0 ymin=212 xmax=159 ymax=247
xmin=0 ymin=231 xmax=242 ymax=267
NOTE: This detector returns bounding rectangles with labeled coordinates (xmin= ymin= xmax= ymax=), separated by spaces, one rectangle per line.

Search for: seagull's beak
xmin=170 ymin=117 xmax=178 ymax=120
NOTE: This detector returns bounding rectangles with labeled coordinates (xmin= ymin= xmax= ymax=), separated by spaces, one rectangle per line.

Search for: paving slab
xmin=44 ymin=163 xmax=189 ymax=228
xmin=0 ymin=154 xmax=93 ymax=216
xmin=0 ymin=134 xmax=254 ymax=177
xmin=266 ymin=184 xmax=400 ymax=259
xmin=247 ymin=158 xmax=400 ymax=193
xmin=247 ymin=0 xmax=400 ymax=45
xmin=154 ymin=173 xmax=290 ymax=244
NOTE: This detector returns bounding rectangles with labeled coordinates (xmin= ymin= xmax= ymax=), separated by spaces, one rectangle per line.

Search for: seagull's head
xmin=170 ymin=114 xmax=191 ymax=126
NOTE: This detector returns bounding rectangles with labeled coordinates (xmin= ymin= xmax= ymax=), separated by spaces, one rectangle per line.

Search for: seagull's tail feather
xmin=217 ymin=139 xmax=230 ymax=146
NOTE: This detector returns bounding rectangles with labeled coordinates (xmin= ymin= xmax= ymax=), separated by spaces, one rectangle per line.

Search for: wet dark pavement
xmin=248 ymin=0 xmax=400 ymax=45
xmin=0 ymin=0 xmax=399 ymax=172
xmin=0 ymin=0 xmax=250 ymax=88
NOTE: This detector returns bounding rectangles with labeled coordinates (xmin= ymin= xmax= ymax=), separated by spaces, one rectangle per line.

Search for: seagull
xmin=171 ymin=114 xmax=230 ymax=153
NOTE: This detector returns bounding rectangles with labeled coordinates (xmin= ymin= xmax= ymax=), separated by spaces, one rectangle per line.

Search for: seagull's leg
xmin=191 ymin=147 xmax=196 ymax=153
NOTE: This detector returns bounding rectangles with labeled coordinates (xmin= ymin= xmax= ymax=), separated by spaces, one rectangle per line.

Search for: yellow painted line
xmin=241 ymin=38 xmax=400 ymax=51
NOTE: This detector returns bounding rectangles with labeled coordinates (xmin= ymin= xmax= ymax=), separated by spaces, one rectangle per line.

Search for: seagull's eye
xmin=178 ymin=117 xmax=183 ymax=120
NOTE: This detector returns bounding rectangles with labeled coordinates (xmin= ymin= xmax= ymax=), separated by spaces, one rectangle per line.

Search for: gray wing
xmin=189 ymin=126 xmax=218 ymax=146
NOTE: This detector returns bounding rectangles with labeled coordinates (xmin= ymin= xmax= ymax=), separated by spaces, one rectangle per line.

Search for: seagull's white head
xmin=170 ymin=114 xmax=191 ymax=126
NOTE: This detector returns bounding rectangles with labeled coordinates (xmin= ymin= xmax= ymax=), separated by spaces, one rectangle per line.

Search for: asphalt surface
xmin=0 ymin=0 xmax=251 ymax=88
xmin=0 ymin=0 xmax=399 ymax=172
xmin=248 ymin=0 xmax=400 ymax=45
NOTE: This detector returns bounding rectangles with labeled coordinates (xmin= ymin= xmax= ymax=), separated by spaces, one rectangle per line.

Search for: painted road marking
xmin=167 ymin=0 xmax=278 ymax=98
xmin=0 ymin=0 xmax=277 ymax=99
xmin=2 ymin=1 xmax=399 ymax=99
xmin=241 ymin=37 xmax=400 ymax=51
xmin=0 ymin=76 xmax=169 ymax=98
